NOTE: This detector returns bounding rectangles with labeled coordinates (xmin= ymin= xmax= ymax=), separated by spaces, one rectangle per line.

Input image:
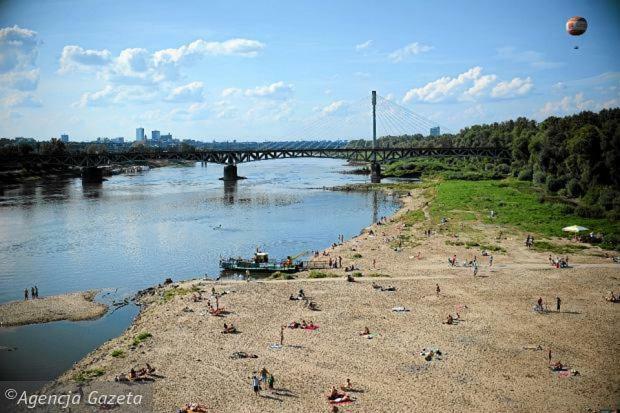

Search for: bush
xmin=566 ymin=179 xmax=583 ymax=198
xmin=73 ymin=368 xmax=105 ymax=383
xmin=545 ymin=175 xmax=566 ymax=193
xmin=111 ymin=349 xmax=125 ymax=358
xmin=133 ymin=332 xmax=152 ymax=346
xmin=351 ymin=253 xmax=363 ymax=259
xmin=575 ymin=204 xmax=605 ymax=218
xmin=308 ymin=270 xmax=337 ymax=279
xmin=517 ymin=168 xmax=533 ymax=181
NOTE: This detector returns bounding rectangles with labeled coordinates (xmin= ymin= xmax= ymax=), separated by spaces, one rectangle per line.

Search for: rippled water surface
xmin=0 ymin=159 xmax=399 ymax=380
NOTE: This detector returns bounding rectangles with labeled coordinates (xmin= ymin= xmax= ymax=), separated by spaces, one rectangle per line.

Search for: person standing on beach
xmin=372 ymin=259 xmax=376 ymax=268
xmin=34 ymin=286 xmax=38 ymax=298
xmin=268 ymin=373 xmax=274 ymax=390
xmin=436 ymin=284 xmax=440 ymax=296
xmin=556 ymin=296 xmax=561 ymax=312
xmin=259 ymin=367 xmax=268 ymax=388
xmin=31 ymin=287 xmax=35 ymax=299
xmin=24 ymin=289 xmax=28 ymax=300
xmin=489 ymin=256 xmax=493 ymax=267
xmin=338 ymin=256 xmax=342 ymax=268
xmin=280 ymin=325 xmax=284 ymax=346
xmin=252 ymin=375 xmax=260 ymax=395
xmin=548 ymin=349 xmax=552 ymax=365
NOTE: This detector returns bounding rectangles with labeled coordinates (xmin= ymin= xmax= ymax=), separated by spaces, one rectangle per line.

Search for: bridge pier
xmin=222 ymin=164 xmax=240 ymax=181
xmin=81 ymin=166 xmax=103 ymax=184
xmin=370 ymin=162 xmax=381 ymax=183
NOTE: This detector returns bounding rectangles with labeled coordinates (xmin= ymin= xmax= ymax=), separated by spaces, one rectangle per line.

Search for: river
xmin=0 ymin=158 xmax=399 ymax=381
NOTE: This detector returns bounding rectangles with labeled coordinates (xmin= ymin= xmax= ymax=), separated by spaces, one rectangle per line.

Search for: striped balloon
xmin=566 ymin=16 xmax=587 ymax=36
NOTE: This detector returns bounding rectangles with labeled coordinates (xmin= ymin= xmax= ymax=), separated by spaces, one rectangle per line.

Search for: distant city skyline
xmin=1 ymin=0 xmax=619 ymax=141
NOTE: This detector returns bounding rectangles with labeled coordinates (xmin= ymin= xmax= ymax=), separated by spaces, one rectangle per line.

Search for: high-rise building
xmin=151 ymin=130 xmax=161 ymax=141
xmin=430 ymin=126 xmax=440 ymax=137
xmin=60 ymin=134 xmax=69 ymax=143
xmin=136 ymin=127 xmax=145 ymax=141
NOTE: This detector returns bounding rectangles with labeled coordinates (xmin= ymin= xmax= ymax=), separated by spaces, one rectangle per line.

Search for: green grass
xmin=532 ymin=241 xmax=589 ymax=254
xmin=352 ymin=272 xmax=363 ymax=277
xmin=351 ymin=253 xmax=363 ymax=259
xmin=162 ymin=286 xmax=197 ymax=302
xmin=269 ymin=271 xmax=296 ymax=280
xmin=367 ymin=273 xmax=390 ymax=278
xmin=307 ymin=270 xmax=338 ymax=279
xmin=401 ymin=209 xmax=425 ymax=227
xmin=430 ymin=179 xmax=620 ymax=249
xmin=73 ymin=368 xmax=105 ymax=383
xmin=132 ymin=332 xmax=152 ymax=346
xmin=110 ymin=349 xmax=125 ymax=358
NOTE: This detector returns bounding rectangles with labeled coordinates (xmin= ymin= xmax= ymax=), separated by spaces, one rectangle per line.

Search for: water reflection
xmin=82 ymin=182 xmax=103 ymax=199
xmin=223 ymin=180 xmax=238 ymax=205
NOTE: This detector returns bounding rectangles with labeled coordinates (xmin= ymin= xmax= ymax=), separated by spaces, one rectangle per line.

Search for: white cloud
xmin=389 ymin=42 xmax=433 ymax=62
xmin=75 ymin=85 xmax=116 ymax=107
xmin=165 ymin=81 xmax=205 ymax=102
xmin=152 ymin=38 xmax=264 ymax=67
xmin=221 ymin=87 xmax=242 ymax=97
xmin=490 ymin=77 xmax=533 ymax=98
xmin=321 ymin=100 xmax=347 ymax=115
xmin=403 ymin=66 xmax=483 ymax=103
xmin=497 ymin=46 xmax=562 ymax=70
xmin=539 ymin=92 xmax=618 ymax=117
xmin=355 ymin=40 xmax=373 ymax=51
xmin=0 ymin=25 xmax=39 ymax=73
xmin=0 ymin=68 xmax=39 ymax=91
xmin=244 ymin=81 xmax=293 ymax=99
xmin=59 ymin=45 xmax=112 ymax=73
xmin=463 ymin=74 xmax=497 ymax=99
xmin=1 ymin=92 xmax=42 ymax=107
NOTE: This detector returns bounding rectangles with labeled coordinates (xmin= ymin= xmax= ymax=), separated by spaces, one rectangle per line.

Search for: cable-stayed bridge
xmin=2 ymin=92 xmax=510 ymax=183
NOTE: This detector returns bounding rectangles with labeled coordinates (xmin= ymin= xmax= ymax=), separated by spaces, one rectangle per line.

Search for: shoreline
xmin=0 ymin=290 xmax=108 ymax=327
xmin=40 ymin=185 xmax=619 ymax=412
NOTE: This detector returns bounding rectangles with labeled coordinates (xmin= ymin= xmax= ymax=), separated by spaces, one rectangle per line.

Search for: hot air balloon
xmin=566 ymin=16 xmax=587 ymax=36
xmin=566 ymin=16 xmax=587 ymax=50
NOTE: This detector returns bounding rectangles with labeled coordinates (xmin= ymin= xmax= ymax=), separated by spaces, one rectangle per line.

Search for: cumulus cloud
xmin=165 ymin=81 xmax=205 ymax=102
xmin=244 ymin=81 xmax=293 ymax=99
xmin=539 ymin=92 xmax=618 ymax=118
xmin=221 ymin=87 xmax=242 ymax=97
xmin=490 ymin=77 xmax=533 ymax=98
xmin=403 ymin=66 xmax=483 ymax=103
xmin=355 ymin=40 xmax=373 ymax=51
xmin=463 ymin=74 xmax=497 ymax=99
xmin=59 ymin=45 xmax=112 ymax=72
xmin=0 ymin=68 xmax=39 ymax=91
xmin=389 ymin=42 xmax=433 ymax=62
xmin=321 ymin=100 xmax=347 ymax=115
xmin=0 ymin=25 xmax=39 ymax=73
xmin=75 ymin=85 xmax=116 ymax=107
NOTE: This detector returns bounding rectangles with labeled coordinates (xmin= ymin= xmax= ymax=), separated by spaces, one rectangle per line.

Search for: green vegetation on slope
xmin=430 ymin=180 xmax=619 ymax=250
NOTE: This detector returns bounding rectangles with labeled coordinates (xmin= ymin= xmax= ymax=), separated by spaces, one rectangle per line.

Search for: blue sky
xmin=0 ymin=0 xmax=618 ymax=141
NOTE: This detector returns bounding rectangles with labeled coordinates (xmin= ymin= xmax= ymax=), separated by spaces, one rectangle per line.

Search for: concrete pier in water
xmin=81 ymin=167 xmax=103 ymax=184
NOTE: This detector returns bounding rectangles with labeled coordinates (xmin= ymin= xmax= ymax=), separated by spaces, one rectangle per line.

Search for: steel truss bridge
xmin=2 ymin=147 xmax=511 ymax=168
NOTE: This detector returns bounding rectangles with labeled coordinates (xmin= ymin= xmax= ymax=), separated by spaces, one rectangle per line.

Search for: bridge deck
xmin=1 ymin=147 xmax=511 ymax=168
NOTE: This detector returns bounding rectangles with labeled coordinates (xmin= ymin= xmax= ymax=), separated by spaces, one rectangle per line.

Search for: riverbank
xmin=45 ymin=185 xmax=619 ymax=412
xmin=0 ymin=291 xmax=108 ymax=327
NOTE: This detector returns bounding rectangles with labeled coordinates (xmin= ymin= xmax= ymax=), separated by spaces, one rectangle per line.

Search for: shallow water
xmin=0 ymin=159 xmax=399 ymax=380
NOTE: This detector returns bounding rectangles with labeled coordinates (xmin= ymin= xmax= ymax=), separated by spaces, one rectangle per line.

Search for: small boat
xmin=219 ymin=251 xmax=301 ymax=274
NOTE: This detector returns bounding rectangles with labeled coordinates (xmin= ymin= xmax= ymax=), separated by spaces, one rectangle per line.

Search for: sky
xmin=0 ymin=0 xmax=619 ymax=141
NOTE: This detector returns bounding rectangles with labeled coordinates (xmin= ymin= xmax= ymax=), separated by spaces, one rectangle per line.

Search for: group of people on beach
xmin=251 ymin=367 xmax=275 ymax=394
xmin=548 ymin=255 xmax=570 ymax=268
xmin=24 ymin=286 xmax=39 ymax=300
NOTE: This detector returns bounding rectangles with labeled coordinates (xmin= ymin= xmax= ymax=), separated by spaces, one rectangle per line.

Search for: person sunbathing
xmin=146 ymin=363 xmax=156 ymax=374
xmin=551 ymin=361 xmax=564 ymax=371
xmin=444 ymin=314 xmax=454 ymax=325
xmin=308 ymin=301 xmax=319 ymax=311
xmin=340 ymin=378 xmax=353 ymax=391
xmin=288 ymin=321 xmax=300 ymax=329
xmin=129 ymin=368 xmax=137 ymax=379
xmin=222 ymin=323 xmax=237 ymax=334
xmin=360 ymin=326 xmax=370 ymax=336
xmin=381 ymin=286 xmax=396 ymax=291
xmin=372 ymin=282 xmax=382 ymax=289
xmin=327 ymin=386 xmax=346 ymax=400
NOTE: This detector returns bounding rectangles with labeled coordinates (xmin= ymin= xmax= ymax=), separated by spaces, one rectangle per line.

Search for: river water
xmin=0 ymin=159 xmax=399 ymax=381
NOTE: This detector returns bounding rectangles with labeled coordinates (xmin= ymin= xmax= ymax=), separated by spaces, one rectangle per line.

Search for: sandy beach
xmin=47 ymin=189 xmax=619 ymax=412
xmin=0 ymin=290 xmax=108 ymax=327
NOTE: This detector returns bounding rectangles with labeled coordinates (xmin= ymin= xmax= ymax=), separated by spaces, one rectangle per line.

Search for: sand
xmin=48 ymin=190 xmax=619 ymax=412
xmin=0 ymin=290 xmax=108 ymax=327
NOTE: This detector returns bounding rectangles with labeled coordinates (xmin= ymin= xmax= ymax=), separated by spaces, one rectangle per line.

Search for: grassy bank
xmin=429 ymin=179 xmax=620 ymax=250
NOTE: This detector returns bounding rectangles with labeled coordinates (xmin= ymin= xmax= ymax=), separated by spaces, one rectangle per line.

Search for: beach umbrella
xmin=562 ymin=225 xmax=589 ymax=233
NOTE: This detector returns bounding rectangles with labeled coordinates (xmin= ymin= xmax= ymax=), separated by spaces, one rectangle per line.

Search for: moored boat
xmin=219 ymin=251 xmax=301 ymax=274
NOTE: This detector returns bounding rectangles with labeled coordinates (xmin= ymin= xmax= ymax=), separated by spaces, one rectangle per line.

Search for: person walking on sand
xmin=372 ymin=259 xmax=376 ymax=268
xmin=252 ymin=375 xmax=260 ymax=395
xmin=556 ymin=296 xmax=561 ymax=312
xmin=24 ymin=289 xmax=28 ymax=300
xmin=489 ymin=255 xmax=493 ymax=267
xmin=548 ymin=349 xmax=552 ymax=365
xmin=280 ymin=325 xmax=285 ymax=346
xmin=436 ymin=284 xmax=440 ymax=296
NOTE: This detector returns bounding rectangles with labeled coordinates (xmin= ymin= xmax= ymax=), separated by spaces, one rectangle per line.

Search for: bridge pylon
xmin=370 ymin=91 xmax=381 ymax=183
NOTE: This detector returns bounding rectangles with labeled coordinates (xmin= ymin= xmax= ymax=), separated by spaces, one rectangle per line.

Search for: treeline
xmin=350 ymin=108 xmax=620 ymax=220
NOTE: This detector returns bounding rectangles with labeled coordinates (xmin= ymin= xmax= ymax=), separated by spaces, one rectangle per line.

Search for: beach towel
xmin=269 ymin=344 xmax=282 ymax=350
xmin=361 ymin=333 xmax=378 ymax=339
xmin=303 ymin=325 xmax=319 ymax=330
xmin=392 ymin=306 xmax=410 ymax=312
